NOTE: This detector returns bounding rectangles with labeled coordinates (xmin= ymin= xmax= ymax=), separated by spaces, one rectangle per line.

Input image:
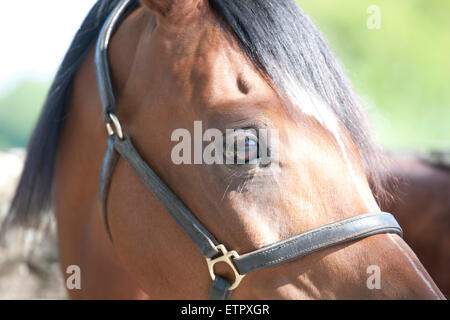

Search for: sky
xmin=0 ymin=0 xmax=97 ymax=94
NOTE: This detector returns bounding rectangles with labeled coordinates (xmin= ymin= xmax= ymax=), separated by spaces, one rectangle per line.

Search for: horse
xmin=382 ymin=152 xmax=450 ymax=297
xmin=3 ymin=0 xmax=445 ymax=299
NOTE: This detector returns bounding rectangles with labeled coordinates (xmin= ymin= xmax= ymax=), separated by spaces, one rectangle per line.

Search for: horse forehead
xmin=163 ymin=25 xmax=268 ymax=106
xmin=189 ymin=44 xmax=250 ymax=102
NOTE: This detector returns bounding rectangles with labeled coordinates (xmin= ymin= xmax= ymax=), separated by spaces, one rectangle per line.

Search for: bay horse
xmin=3 ymin=0 xmax=445 ymax=299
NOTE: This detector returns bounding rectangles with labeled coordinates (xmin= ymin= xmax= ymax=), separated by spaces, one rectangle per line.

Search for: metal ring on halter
xmin=106 ymin=113 xmax=124 ymax=140
xmin=206 ymin=244 xmax=245 ymax=291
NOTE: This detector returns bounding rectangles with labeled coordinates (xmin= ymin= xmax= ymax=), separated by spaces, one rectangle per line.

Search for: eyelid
xmin=221 ymin=117 xmax=272 ymax=133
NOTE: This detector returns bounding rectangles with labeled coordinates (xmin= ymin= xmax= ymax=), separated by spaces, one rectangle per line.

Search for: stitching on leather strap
xmin=240 ymin=213 xmax=388 ymax=258
xmin=235 ymin=213 xmax=401 ymax=273
xmin=249 ymin=226 xmax=399 ymax=271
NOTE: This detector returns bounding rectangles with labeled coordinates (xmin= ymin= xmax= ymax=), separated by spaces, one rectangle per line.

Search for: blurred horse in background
xmin=382 ymin=151 xmax=450 ymax=297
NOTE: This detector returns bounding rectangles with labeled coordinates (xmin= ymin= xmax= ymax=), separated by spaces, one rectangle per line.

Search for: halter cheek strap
xmin=96 ymin=0 xmax=403 ymax=300
xmin=99 ymin=136 xmax=119 ymax=243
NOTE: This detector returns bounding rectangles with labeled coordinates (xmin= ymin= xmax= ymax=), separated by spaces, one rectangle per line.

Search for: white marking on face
xmin=387 ymin=233 xmax=442 ymax=299
xmin=282 ymin=75 xmax=379 ymax=211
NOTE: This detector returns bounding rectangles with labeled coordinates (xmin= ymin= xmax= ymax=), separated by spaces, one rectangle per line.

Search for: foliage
xmin=298 ymin=0 xmax=450 ymax=150
xmin=0 ymin=81 xmax=49 ymax=149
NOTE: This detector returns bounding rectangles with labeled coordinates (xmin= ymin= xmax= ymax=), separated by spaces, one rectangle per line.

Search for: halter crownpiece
xmin=96 ymin=0 xmax=403 ymax=300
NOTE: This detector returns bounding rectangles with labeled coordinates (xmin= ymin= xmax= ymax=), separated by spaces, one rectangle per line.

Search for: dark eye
xmin=224 ymin=130 xmax=260 ymax=165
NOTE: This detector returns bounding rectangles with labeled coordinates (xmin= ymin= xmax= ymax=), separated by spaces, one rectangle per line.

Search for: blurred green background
xmin=299 ymin=0 xmax=450 ymax=150
xmin=0 ymin=0 xmax=448 ymax=150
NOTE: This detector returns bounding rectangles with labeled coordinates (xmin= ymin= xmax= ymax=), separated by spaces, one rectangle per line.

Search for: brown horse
xmin=382 ymin=152 xmax=450 ymax=297
xmin=4 ymin=0 xmax=445 ymax=299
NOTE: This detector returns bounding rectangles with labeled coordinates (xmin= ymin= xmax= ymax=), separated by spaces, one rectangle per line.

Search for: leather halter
xmin=96 ymin=0 xmax=403 ymax=300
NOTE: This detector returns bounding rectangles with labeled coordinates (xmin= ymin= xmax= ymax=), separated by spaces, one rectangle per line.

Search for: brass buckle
xmin=206 ymin=244 xmax=245 ymax=291
xmin=106 ymin=113 xmax=124 ymax=140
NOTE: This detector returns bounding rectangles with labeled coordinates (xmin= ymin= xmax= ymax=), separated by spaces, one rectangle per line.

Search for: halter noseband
xmin=96 ymin=0 xmax=402 ymax=300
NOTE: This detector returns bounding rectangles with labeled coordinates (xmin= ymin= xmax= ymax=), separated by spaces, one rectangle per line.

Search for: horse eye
xmin=224 ymin=131 xmax=260 ymax=165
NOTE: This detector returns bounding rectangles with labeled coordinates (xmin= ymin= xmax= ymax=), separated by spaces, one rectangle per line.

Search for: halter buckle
xmin=206 ymin=244 xmax=245 ymax=291
xmin=106 ymin=113 xmax=124 ymax=140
